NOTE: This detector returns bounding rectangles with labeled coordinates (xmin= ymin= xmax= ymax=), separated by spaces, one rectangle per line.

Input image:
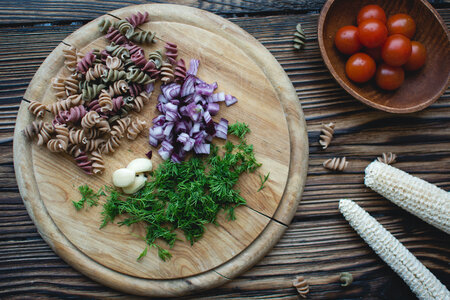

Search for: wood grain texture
xmin=1 ymin=5 xmax=450 ymax=299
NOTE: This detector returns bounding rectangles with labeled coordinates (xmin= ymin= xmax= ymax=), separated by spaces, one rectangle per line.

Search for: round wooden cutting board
xmin=13 ymin=4 xmax=308 ymax=297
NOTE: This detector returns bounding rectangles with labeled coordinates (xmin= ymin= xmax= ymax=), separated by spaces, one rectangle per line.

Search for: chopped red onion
xmin=158 ymin=94 xmax=168 ymax=104
xmin=194 ymin=143 xmax=210 ymax=155
xmin=187 ymin=59 xmax=199 ymax=76
xmin=161 ymin=82 xmax=181 ymax=100
xmin=145 ymin=83 xmax=154 ymax=93
xmin=158 ymin=141 xmax=173 ymax=160
xmin=206 ymin=102 xmax=219 ymax=115
xmin=225 ymin=94 xmax=238 ymax=107
xmin=215 ymin=118 xmax=228 ymax=139
xmin=207 ymin=92 xmax=225 ymax=103
xmin=195 ymin=81 xmax=217 ymax=96
xmin=203 ymin=110 xmax=212 ymax=124
xmin=181 ymin=75 xmax=196 ymax=97
xmin=145 ymin=150 xmax=152 ymax=159
xmin=152 ymin=115 xmax=165 ymax=126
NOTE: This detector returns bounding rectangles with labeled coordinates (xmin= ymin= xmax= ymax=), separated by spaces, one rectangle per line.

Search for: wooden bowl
xmin=318 ymin=0 xmax=450 ymax=113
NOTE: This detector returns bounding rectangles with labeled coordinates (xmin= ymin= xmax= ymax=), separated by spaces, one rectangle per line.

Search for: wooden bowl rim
xmin=318 ymin=0 xmax=450 ymax=114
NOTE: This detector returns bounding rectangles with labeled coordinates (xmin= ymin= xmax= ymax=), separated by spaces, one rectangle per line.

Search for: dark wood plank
xmin=0 ymin=0 xmax=326 ymax=25
xmin=0 ymin=8 xmax=449 ymax=299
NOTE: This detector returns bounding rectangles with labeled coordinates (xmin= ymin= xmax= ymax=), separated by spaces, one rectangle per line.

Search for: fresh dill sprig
xmin=78 ymin=122 xmax=262 ymax=261
xmin=257 ymin=172 xmax=270 ymax=192
xmin=72 ymin=184 xmax=104 ymax=210
xmin=228 ymin=121 xmax=250 ymax=140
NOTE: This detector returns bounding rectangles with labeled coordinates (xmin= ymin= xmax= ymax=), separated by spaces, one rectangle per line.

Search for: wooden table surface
xmin=1 ymin=1 xmax=449 ymax=299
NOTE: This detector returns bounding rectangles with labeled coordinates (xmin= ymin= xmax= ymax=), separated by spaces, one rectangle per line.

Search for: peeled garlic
xmin=112 ymin=168 xmax=136 ymax=187
xmin=122 ymin=174 xmax=147 ymax=194
xmin=126 ymin=158 xmax=153 ymax=174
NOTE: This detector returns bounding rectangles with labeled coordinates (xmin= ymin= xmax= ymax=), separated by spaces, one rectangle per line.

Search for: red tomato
xmin=404 ymin=41 xmax=426 ymax=71
xmin=364 ymin=46 xmax=382 ymax=62
xmin=376 ymin=63 xmax=405 ymax=90
xmin=381 ymin=34 xmax=412 ymax=66
xmin=335 ymin=26 xmax=362 ymax=55
xmin=345 ymin=53 xmax=376 ymax=83
xmin=387 ymin=13 xmax=416 ymax=39
xmin=358 ymin=19 xmax=388 ymax=48
xmin=357 ymin=4 xmax=387 ymax=25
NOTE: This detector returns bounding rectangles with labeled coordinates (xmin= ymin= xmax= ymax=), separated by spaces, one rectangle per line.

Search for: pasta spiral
xmin=98 ymin=18 xmax=113 ymax=34
xmin=106 ymin=42 xmax=130 ymax=61
xmin=81 ymin=111 xmax=101 ymax=129
xmin=323 ymin=157 xmax=348 ymax=171
xmin=111 ymin=96 xmax=125 ymax=113
xmin=319 ymin=122 xmax=335 ymax=150
xmin=83 ymin=138 xmax=106 ymax=152
xmin=127 ymin=117 xmax=147 ymax=140
xmin=85 ymin=64 xmax=107 ymax=82
xmin=96 ymin=119 xmax=111 ymax=133
xmin=110 ymin=116 xmax=131 ymax=137
xmin=51 ymin=77 xmax=67 ymax=100
xmin=54 ymin=124 xmax=69 ymax=151
xmin=74 ymin=151 xmax=93 ymax=175
xmin=47 ymin=139 xmax=65 ymax=152
xmin=128 ymin=83 xmax=143 ymax=97
xmin=160 ymin=61 xmax=174 ymax=84
xmin=174 ymin=58 xmax=186 ymax=83
xmin=28 ymin=100 xmax=46 ymax=118
xmin=125 ymin=12 xmax=149 ymax=28
xmin=81 ymin=83 xmax=106 ymax=101
xmin=65 ymin=74 xmax=80 ymax=96
xmin=77 ymin=51 xmax=96 ymax=74
xmin=293 ymin=23 xmax=306 ymax=50
xmin=83 ymin=127 xmax=101 ymax=139
xmin=148 ymin=50 xmax=163 ymax=69
xmin=101 ymin=135 xmax=121 ymax=154
xmin=91 ymin=150 xmax=105 ymax=175
xmin=127 ymin=68 xmax=154 ymax=85
xmin=108 ymin=80 xmax=128 ymax=96
xmin=114 ymin=19 xmax=134 ymax=38
xmin=37 ymin=122 xmax=54 ymax=146
xmin=105 ymin=27 xmax=128 ymax=45
xmin=47 ymin=94 xmax=83 ymax=115
xmin=292 ymin=276 xmax=309 ymax=298
xmin=63 ymin=46 xmax=79 ymax=73
xmin=23 ymin=120 xmax=43 ymax=140
xmin=106 ymin=56 xmax=123 ymax=70
xmin=66 ymin=105 xmax=87 ymax=123
xmin=164 ymin=42 xmax=178 ymax=64
xmin=101 ymin=69 xmax=126 ymax=83
xmin=124 ymin=43 xmax=144 ymax=56
xmin=130 ymin=30 xmax=156 ymax=44
xmin=377 ymin=152 xmax=397 ymax=165
xmin=132 ymin=91 xmax=151 ymax=112
xmin=69 ymin=128 xmax=86 ymax=145
xmin=98 ymin=89 xmax=113 ymax=112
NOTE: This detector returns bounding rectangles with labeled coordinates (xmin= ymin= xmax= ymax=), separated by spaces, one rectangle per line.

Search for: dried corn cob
xmin=365 ymin=161 xmax=450 ymax=234
xmin=339 ymin=199 xmax=450 ymax=300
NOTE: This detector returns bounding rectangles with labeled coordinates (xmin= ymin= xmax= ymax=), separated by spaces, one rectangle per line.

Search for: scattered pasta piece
xmin=294 ymin=23 xmax=306 ymax=50
xmin=377 ymin=152 xmax=397 ymax=165
xmin=292 ymin=276 xmax=309 ymax=298
xmin=28 ymin=100 xmax=46 ymax=118
xmin=340 ymin=272 xmax=353 ymax=287
xmin=319 ymin=122 xmax=335 ymax=149
xmin=323 ymin=157 xmax=348 ymax=171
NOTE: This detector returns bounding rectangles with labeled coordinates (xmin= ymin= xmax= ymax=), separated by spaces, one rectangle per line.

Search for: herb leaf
xmin=257 ymin=172 xmax=270 ymax=192
xmin=72 ymin=184 xmax=103 ymax=210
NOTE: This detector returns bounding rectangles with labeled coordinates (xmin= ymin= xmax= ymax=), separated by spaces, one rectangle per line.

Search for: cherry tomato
xmin=357 ymin=4 xmax=387 ymax=25
xmin=376 ymin=63 xmax=405 ymax=90
xmin=358 ymin=19 xmax=388 ymax=48
xmin=345 ymin=53 xmax=376 ymax=83
xmin=364 ymin=46 xmax=382 ymax=62
xmin=404 ymin=41 xmax=426 ymax=71
xmin=387 ymin=13 xmax=416 ymax=39
xmin=335 ymin=26 xmax=362 ymax=55
xmin=381 ymin=34 xmax=412 ymax=66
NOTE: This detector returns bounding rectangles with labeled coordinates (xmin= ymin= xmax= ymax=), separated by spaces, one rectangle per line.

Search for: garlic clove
xmin=127 ymin=158 xmax=153 ymax=174
xmin=112 ymin=168 xmax=136 ymax=187
xmin=122 ymin=174 xmax=147 ymax=194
